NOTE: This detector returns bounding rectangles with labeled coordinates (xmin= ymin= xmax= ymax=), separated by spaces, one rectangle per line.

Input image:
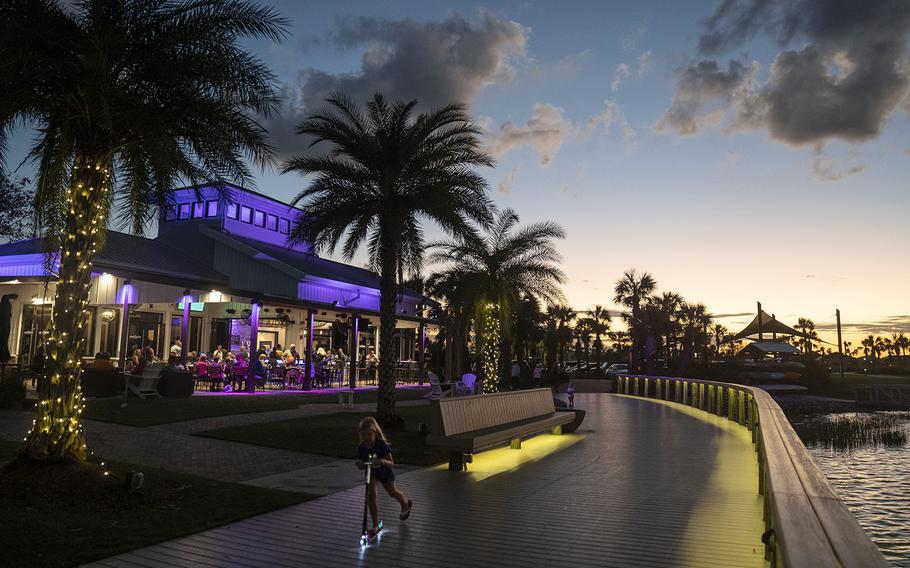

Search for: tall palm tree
xmin=651 ymin=291 xmax=682 ymax=363
xmin=613 ymin=269 xmax=656 ymax=372
xmin=710 ymin=323 xmax=728 ymax=357
xmin=285 ymin=94 xmax=493 ymax=423
xmin=861 ymin=334 xmax=876 ymax=359
xmin=1 ymin=0 xmax=287 ymax=461
xmin=678 ymin=302 xmax=712 ymax=369
xmin=587 ymin=305 xmax=611 ymax=366
xmin=427 ymin=208 xmax=565 ymax=392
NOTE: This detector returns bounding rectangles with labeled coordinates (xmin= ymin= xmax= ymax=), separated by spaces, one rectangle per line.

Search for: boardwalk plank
xmin=85 ymin=394 xmax=765 ymax=568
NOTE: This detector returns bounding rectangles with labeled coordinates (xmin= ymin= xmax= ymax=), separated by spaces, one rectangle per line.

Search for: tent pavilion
xmin=730 ymin=308 xmax=807 ymax=343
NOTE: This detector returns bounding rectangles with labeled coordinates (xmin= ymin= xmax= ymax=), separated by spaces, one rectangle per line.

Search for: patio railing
xmin=616 ymin=374 xmax=888 ymax=568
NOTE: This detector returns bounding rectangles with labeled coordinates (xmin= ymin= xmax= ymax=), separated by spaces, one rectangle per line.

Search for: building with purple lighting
xmin=0 ymin=184 xmax=437 ymax=386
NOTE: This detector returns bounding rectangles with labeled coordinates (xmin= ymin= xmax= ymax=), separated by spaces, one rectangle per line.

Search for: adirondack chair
xmin=125 ymin=363 xmax=163 ymax=398
xmin=424 ymin=371 xmax=452 ymax=400
xmin=455 ymin=373 xmax=477 ymax=397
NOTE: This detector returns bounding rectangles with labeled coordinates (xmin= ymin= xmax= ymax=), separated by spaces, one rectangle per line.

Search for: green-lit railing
xmin=617 ymin=374 xmax=888 ymax=568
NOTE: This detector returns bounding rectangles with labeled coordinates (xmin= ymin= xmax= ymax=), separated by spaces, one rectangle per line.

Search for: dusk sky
xmin=9 ymin=0 xmax=910 ymax=343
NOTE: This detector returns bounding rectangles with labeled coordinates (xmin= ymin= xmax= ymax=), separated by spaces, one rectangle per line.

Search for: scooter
xmin=359 ymin=453 xmax=382 ymax=546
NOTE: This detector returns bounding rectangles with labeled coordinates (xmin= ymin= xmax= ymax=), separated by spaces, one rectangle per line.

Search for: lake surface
xmin=802 ymin=413 xmax=910 ymax=566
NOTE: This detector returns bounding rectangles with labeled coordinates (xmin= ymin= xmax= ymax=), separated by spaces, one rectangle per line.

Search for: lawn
xmin=821 ymin=372 xmax=910 ymax=400
xmin=197 ymin=404 xmax=447 ymax=467
xmin=83 ymin=386 xmax=430 ymax=427
xmin=0 ymin=444 xmax=316 ymax=568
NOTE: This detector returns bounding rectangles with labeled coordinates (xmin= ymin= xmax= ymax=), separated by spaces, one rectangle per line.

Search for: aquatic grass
xmin=795 ymin=413 xmax=908 ymax=451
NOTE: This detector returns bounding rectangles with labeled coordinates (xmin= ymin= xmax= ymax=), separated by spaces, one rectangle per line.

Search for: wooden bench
xmin=427 ymin=388 xmax=580 ymax=470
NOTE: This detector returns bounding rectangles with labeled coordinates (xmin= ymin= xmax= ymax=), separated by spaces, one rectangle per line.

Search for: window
xmin=205 ymin=200 xmax=218 ymax=217
xmin=267 ymin=214 xmax=278 ymax=231
xmin=226 ymin=203 xmax=238 ymax=219
xmin=192 ymin=202 xmax=205 ymax=218
xmin=178 ymin=203 xmax=191 ymax=220
xmin=98 ymin=308 xmax=120 ymax=358
xmin=254 ymin=210 xmax=266 ymax=227
xmin=240 ymin=206 xmax=252 ymax=223
xmin=279 ymin=218 xmax=290 ymax=234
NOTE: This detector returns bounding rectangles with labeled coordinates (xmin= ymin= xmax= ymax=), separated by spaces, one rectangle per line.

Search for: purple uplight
xmin=117 ymin=281 xmax=136 ymax=304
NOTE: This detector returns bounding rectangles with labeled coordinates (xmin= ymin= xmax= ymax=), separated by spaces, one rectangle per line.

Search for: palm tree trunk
xmin=25 ymin=156 xmax=109 ymax=461
xmin=376 ymin=241 xmax=400 ymax=426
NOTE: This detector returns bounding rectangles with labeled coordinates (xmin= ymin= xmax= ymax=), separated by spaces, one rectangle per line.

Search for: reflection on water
xmin=803 ymin=413 xmax=910 ymax=567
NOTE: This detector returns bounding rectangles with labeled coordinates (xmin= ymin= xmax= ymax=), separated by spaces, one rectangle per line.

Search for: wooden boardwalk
xmin=84 ymin=394 xmax=766 ymax=568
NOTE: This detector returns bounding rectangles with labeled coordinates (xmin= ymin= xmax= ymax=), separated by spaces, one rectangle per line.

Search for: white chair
xmin=424 ymin=371 xmax=451 ymax=400
xmin=125 ymin=363 xmax=163 ymax=398
xmin=455 ymin=373 xmax=477 ymax=397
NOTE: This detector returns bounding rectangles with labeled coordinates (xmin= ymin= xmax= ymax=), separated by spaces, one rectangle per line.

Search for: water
xmin=800 ymin=413 xmax=910 ymax=566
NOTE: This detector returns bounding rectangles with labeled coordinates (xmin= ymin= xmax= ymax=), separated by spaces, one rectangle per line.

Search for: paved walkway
xmin=85 ymin=393 xmax=767 ymax=568
xmin=0 ymin=399 xmax=424 ymax=487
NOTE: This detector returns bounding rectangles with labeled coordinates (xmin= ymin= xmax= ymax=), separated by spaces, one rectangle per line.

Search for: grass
xmin=0 ymin=445 xmax=316 ymax=568
xmin=197 ymin=404 xmax=448 ymax=467
xmin=82 ymin=386 xmax=430 ymax=427
xmin=820 ymin=372 xmax=910 ymax=400
xmin=792 ymin=412 xmax=908 ymax=450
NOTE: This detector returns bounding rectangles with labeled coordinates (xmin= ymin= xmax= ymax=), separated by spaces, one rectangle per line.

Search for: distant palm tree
xmin=678 ymin=302 xmax=712 ymax=368
xmin=427 ymin=208 xmax=565 ymax=392
xmin=861 ymin=335 xmax=876 ymax=359
xmin=896 ymin=333 xmax=909 ymax=358
xmin=796 ymin=318 xmax=818 ymax=354
xmin=651 ymin=291 xmax=683 ymax=363
xmin=285 ymin=93 xmax=493 ymax=423
xmin=1 ymin=0 xmax=288 ymax=461
xmin=710 ymin=323 xmax=728 ymax=356
xmin=587 ymin=305 xmax=611 ymax=366
xmin=613 ymin=269 xmax=657 ymax=372
xmin=548 ymin=305 xmax=577 ymax=367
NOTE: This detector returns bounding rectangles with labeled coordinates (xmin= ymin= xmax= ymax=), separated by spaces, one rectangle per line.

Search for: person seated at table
xmin=231 ymin=354 xmax=248 ymax=390
xmin=163 ymin=355 xmax=184 ymax=373
xmin=224 ymin=351 xmax=236 ymax=364
xmin=129 ymin=346 xmax=142 ymax=370
xmin=195 ymin=353 xmax=209 ymax=377
xmin=91 ymin=351 xmax=114 ymax=370
xmin=269 ymin=344 xmax=283 ymax=365
xmin=186 ymin=350 xmax=198 ymax=364
xmin=214 ymin=344 xmax=224 ymax=360
xmin=254 ymin=354 xmax=269 ymax=387
xmin=288 ymin=344 xmax=299 ymax=360
xmin=283 ymin=350 xmax=296 ymax=366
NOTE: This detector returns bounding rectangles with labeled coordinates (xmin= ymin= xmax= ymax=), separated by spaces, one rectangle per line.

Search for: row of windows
xmin=225 ymin=203 xmax=291 ymax=234
xmin=166 ymin=201 xmax=291 ymax=235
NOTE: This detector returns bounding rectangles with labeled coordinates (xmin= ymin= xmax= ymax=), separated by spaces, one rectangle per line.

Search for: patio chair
xmin=266 ymin=366 xmax=286 ymax=390
xmin=424 ymin=371 xmax=452 ymax=400
xmin=455 ymin=373 xmax=477 ymax=397
xmin=125 ymin=363 xmax=163 ymax=398
xmin=284 ymin=367 xmax=301 ymax=389
xmin=208 ymin=363 xmax=225 ymax=391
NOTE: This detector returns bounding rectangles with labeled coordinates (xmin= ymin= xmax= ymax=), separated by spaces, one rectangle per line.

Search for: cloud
xmin=660 ymin=1 xmax=910 ymax=148
xmin=621 ymin=28 xmax=645 ymax=52
xmin=637 ymin=50 xmax=653 ymax=77
xmin=497 ymin=165 xmax=520 ymax=194
xmin=655 ymin=59 xmax=760 ymax=135
xmin=611 ymin=63 xmax=630 ymax=91
xmin=266 ymin=11 xmax=531 ymax=158
xmin=484 ymin=103 xmax=577 ymax=166
xmin=811 ymin=145 xmax=866 ymax=181
xmin=485 ymin=99 xmax=637 ymax=165
xmin=585 ymin=100 xmax=637 ymax=149
xmin=713 ymin=312 xmax=757 ymax=318
xmin=555 ymin=48 xmax=593 ymax=74
xmin=815 ymin=315 xmax=910 ymax=335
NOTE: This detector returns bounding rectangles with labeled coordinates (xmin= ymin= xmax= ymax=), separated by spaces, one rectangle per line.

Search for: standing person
xmin=288 ymin=343 xmax=299 ymax=360
xmin=169 ymin=338 xmax=182 ymax=359
xmin=510 ymin=360 xmax=521 ymax=390
xmin=532 ymin=361 xmax=544 ymax=386
xmin=356 ymin=417 xmax=412 ymax=540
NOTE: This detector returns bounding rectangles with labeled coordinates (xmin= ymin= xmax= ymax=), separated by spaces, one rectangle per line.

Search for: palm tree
xmin=678 ymin=302 xmax=712 ymax=369
xmin=651 ymin=291 xmax=683 ymax=363
xmin=613 ymin=269 xmax=656 ymax=372
xmin=796 ymin=318 xmax=817 ymax=354
xmin=285 ymin=94 xmax=493 ymax=423
xmin=548 ymin=304 xmax=577 ymax=369
xmin=710 ymin=323 xmax=728 ymax=357
xmin=587 ymin=305 xmax=611 ymax=366
xmin=427 ymin=208 xmax=565 ymax=392
xmin=1 ymin=1 xmax=287 ymax=461
xmin=861 ymin=335 xmax=876 ymax=359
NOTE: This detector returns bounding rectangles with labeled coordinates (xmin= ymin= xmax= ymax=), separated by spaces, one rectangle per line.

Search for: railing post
xmin=728 ymin=389 xmax=736 ymax=420
xmin=682 ymin=381 xmax=689 ymax=405
xmin=656 ymin=378 xmax=662 ymax=399
xmin=707 ymin=385 xmax=714 ymax=413
xmin=634 ymin=377 xmax=640 ymax=396
xmin=644 ymin=378 xmax=649 ymax=398
xmin=738 ymin=391 xmax=746 ymax=425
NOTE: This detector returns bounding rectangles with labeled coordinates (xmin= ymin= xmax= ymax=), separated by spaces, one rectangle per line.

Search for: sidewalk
xmin=0 ymin=399 xmax=425 ymax=489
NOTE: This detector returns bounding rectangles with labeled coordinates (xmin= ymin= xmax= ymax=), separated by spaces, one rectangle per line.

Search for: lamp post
xmin=305 ymin=308 xmax=316 ymax=389
xmin=118 ymin=280 xmax=134 ymax=397
xmin=349 ymin=313 xmax=360 ymax=389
